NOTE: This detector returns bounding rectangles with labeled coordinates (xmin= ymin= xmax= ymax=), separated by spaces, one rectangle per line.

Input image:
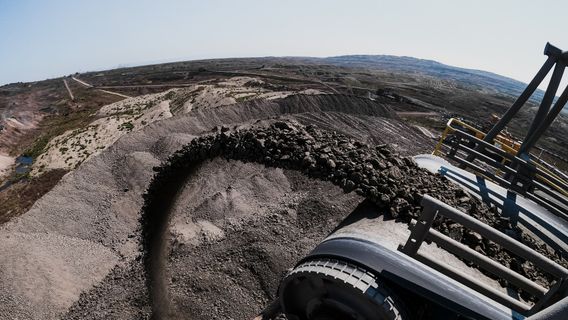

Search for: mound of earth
xmin=141 ymin=120 xmax=566 ymax=318
xmin=0 ymin=94 xmax=429 ymax=319
xmin=1 ymin=91 xmax=563 ymax=319
xmin=31 ymin=76 xmax=323 ymax=176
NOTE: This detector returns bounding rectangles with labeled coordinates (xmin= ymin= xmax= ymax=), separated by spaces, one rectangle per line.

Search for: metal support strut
xmin=484 ymin=43 xmax=568 ymax=155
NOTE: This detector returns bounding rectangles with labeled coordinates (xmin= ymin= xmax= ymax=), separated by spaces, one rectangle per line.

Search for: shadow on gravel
xmin=142 ymin=161 xmax=203 ymax=319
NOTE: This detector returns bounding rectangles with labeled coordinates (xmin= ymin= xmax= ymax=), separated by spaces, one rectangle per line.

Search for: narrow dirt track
xmin=71 ymin=77 xmax=93 ymax=88
xmin=71 ymin=76 xmax=132 ymax=98
xmin=97 ymin=89 xmax=132 ymax=98
xmin=63 ymin=79 xmax=74 ymax=101
xmin=96 ymin=84 xmax=194 ymax=89
xmin=396 ymin=111 xmax=440 ymax=117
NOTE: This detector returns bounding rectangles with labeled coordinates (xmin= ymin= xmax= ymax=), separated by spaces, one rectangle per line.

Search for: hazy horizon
xmin=1 ymin=0 xmax=567 ymax=90
xmin=0 ymin=52 xmax=558 ymax=87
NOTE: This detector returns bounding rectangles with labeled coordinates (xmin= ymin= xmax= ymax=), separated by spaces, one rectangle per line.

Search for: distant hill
xmin=321 ymin=55 xmax=566 ymax=114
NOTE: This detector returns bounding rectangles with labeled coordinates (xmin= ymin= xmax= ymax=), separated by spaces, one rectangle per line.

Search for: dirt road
xmin=63 ymin=79 xmax=74 ymax=101
xmin=414 ymin=125 xmax=438 ymax=138
xmin=97 ymin=89 xmax=131 ymax=98
xmin=71 ymin=76 xmax=93 ymax=88
xmin=96 ymin=84 xmax=194 ymax=89
xmin=71 ymin=76 xmax=132 ymax=98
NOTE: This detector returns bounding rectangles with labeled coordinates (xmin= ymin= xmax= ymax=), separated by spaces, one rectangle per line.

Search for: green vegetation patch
xmin=22 ymin=135 xmax=50 ymax=158
xmin=118 ymin=121 xmax=135 ymax=131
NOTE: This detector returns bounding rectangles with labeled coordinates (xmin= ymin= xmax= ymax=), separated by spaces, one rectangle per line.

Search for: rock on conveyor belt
xmin=142 ymin=120 xmax=567 ymax=318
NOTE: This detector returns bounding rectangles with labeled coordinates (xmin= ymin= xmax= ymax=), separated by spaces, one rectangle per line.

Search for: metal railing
xmin=433 ymin=118 xmax=521 ymax=157
xmin=447 ymin=130 xmax=568 ymax=219
xmin=399 ymin=195 xmax=568 ymax=316
xmin=433 ymin=118 xmax=568 ymax=202
xmin=433 ymin=119 xmax=568 ymax=221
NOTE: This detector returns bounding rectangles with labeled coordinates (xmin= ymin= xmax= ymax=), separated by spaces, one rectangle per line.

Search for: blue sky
xmin=1 ymin=0 xmax=567 ymax=88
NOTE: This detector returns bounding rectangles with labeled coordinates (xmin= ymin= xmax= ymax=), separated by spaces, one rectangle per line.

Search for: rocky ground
xmin=142 ymin=120 xmax=566 ymax=317
xmin=1 ymin=58 xmax=567 ymax=320
xmin=32 ymin=77 xmax=322 ymax=175
xmin=0 ymin=76 xmax=326 ymax=223
xmin=58 ymin=118 xmax=567 ymax=320
xmin=0 ymin=93 xmax=435 ymax=319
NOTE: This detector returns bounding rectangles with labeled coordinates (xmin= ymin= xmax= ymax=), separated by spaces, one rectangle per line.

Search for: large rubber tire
xmin=279 ymin=258 xmax=409 ymax=320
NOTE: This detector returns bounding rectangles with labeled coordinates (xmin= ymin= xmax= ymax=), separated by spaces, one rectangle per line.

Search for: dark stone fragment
xmin=344 ymin=180 xmax=356 ymax=192
xmin=326 ymin=159 xmax=336 ymax=169
xmin=403 ymin=157 xmax=415 ymax=166
xmin=350 ymin=172 xmax=364 ymax=183
xmin=274 ymin=121 xmax=292 ymax=130
xmin=388 ymin=166 xmax=403 ymax=180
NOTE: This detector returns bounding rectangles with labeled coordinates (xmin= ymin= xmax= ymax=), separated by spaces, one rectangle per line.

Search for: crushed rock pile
xmin=142 ymin=120 xmax=567 ymax=314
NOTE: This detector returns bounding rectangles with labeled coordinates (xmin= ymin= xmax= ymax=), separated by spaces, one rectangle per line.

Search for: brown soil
xmin=0 ymin=169 xmax=67 ymax=223
xmin=0 ymin=79 xmax=123 ymax=157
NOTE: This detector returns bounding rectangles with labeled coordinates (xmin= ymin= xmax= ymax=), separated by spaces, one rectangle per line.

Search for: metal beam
xmin=485 ymin=43 xmax=565 ymax=143
xmin=528 ymin=294 xmax=568 ymax=320
xmin=426 ymin=228 xmax=548 ymax=298
xmin=399 ymin=205 xmax=438 ymax=256
xmin=484 ymin=55 xmax=556 ymax=142
xmin=519 ymin=83 xmax=568 ymax=155
xmin=422 ymin=195 xmax=568 ymax=278
xmin=521 ymin=61 xmax=566 ymax=153
xmin=414 ymin=252 xmax=532 ymax=314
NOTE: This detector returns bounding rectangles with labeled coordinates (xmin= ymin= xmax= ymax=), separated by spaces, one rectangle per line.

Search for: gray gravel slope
xmin=0 ymin=94 xmax=429 ymax=319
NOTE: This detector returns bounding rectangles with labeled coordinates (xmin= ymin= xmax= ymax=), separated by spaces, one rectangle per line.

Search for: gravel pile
xmin=143 ymin=120 xmax=567 ymax=316
xmin=149 ymin=121 xmax=455 ymax=217
xmin=0 ymin=93 xmax=428 ymax=319
xmin=5 ymin=92 xmax=564 ymax=319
